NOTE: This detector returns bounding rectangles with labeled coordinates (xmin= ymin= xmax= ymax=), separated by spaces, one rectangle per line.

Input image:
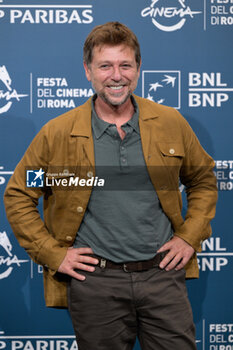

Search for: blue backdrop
xmin=0 ymin=1 xmax=232 ymax=349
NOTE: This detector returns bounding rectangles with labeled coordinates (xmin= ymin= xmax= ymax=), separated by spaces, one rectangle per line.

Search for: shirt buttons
xmin=169 ymin=148 xmax=175 ymax=155
xmin=66 ymin=235 xmax=73 ymax=242
xmin=77 ymin=206 xmax=83 ymax=213
xmin=87 ymin=171 xmax=93 ymax=178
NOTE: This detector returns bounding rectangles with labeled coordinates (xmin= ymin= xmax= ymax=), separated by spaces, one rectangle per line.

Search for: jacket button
xmin=87 ymin=171 xmax=93 ymax=178
xmin=169 ymin=148 xmax=175 ymax=154
xmin=66 ymin=235 xmax=73 ymax=241
xmin=77 ymin=206 xmax=83 ymax=213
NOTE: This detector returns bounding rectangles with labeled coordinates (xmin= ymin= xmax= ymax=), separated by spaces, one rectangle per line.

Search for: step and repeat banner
xmin=0 ymin=0 xmax=232 ymax=349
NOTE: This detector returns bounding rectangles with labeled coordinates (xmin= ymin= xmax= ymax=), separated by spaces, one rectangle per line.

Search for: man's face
xmin=84 ymin=44 xmax=141 ymax=107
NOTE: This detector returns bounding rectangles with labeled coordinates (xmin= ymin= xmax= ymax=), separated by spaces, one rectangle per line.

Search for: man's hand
xmin=58 ymin=247 xmax=99 ymax=280
xmin=157 ymin=236 xmax=195 ymax=271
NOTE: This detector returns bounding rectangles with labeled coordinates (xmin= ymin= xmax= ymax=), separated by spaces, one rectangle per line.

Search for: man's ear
xmin=137 ymin=59 xmax=142 ymax=77
xmin=83 ymin=62 xmax=91 ymax=81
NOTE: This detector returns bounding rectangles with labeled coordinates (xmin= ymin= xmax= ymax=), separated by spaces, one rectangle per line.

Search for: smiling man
xmin=4 ymin=22 xmax=217 ymax=350
xmin=84 ymin=45 xmax=140 ymax=105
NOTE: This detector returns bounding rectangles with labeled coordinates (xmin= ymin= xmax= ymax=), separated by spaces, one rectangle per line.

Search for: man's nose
xmin=111 ymin=66 xmax=122 ymax=81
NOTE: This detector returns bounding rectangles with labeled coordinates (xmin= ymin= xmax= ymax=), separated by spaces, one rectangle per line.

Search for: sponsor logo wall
xmin=0 ymin=0 xmax=232 ymax=349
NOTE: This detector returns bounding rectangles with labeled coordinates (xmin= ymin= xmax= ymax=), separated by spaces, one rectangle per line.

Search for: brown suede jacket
xmin=4 ymin=95 xmax=217 ymax=307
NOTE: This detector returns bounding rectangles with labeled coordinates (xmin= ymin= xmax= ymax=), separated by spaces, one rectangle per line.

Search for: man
xmin=4 ymin=22 xmax=217 ymax=350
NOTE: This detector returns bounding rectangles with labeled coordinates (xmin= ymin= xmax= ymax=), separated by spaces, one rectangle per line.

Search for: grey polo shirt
xmin=74 ymin=96 xmax=173 ymax=262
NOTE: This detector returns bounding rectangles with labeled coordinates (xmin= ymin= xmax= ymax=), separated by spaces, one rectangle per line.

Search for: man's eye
xmin=100 ymin=65 xmax=110 ymax=69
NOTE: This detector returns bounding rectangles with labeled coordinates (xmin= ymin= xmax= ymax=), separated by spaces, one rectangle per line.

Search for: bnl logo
xmin=142 ymin=70 xmax=181 ymax=109
xmin=189 ymin=72 xmax=233 ymax=107
xmin=26 ymin=168 xmax=45 ymax=187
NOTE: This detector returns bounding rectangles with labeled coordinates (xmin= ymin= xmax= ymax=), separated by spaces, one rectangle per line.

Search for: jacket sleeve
xmin=3 ymin=125 xmax=67 ymax=272
xmin=174 ymin=110 xmax=218 ymax=251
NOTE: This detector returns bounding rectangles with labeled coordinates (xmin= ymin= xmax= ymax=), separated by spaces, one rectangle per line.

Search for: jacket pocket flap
xmin=158 ymin=142 xmax=185 ymax=157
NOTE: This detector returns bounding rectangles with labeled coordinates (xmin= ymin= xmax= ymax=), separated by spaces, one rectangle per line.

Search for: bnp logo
xmin=142 ymin=70 xmax=181 ymax=109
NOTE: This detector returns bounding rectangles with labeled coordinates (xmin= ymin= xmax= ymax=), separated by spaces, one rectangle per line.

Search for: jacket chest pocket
xmin=145 ymin=142 xmax=185 ymax=192
xmin=158 ymin=142 xmax=185 ymax=166
xmin=156 ymin=142 xmax=185 ymax=190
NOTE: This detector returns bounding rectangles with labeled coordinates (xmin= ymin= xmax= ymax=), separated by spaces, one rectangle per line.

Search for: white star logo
xmin=33 ymin=168 xmax=45 ymax=181
xmin=149 ymin=82 xmax=163 ymax=92
xmin=147 ymin=93 xmax=154 ymax=101
xmin=157 ymin=98 xmax=165 ymax=104
xmin=162 ymin=75 xmax=176 ymax=88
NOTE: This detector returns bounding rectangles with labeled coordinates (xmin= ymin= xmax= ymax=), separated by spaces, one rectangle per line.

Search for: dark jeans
xmin=68 ymin=265 xmax=197 ymax=350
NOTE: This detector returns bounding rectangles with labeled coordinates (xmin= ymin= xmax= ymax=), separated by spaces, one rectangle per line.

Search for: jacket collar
xmin=70 ymin=98 xmax=92 ymax=137
xmin=134 ymin=95 xmax=159 ymax=121
xmin=70 ymin=94 xmax=159 ymax=137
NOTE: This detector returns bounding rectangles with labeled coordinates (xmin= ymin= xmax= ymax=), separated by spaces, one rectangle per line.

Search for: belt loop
xmin=100 ymin=258 xmax=107 ymax=269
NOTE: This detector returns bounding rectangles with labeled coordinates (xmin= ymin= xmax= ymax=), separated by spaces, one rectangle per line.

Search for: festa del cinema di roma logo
xmin=141 ymin=0 xmax=202 ymax=32
xmin=0 ymin=231 xmax=28 ymax=279
xmin=0 ymin=65 xmax=28 ymax=114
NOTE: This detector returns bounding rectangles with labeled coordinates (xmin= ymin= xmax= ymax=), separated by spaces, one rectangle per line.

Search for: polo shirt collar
xmin=91 ymin=94 xmax=140 ymax=139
